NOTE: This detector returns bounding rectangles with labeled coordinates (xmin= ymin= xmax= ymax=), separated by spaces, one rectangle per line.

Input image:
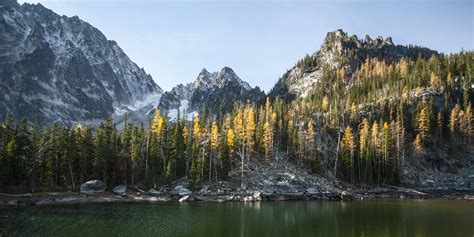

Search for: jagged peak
xmin=199 ymin=67 xmax=209 ymax=74
xmin=324 ymin=29 xmax=394 ymax=49
xmin=1 ymin=0 xmax=19 ymax=8
xmin=220 ymin=66 xmax=236 ymax=75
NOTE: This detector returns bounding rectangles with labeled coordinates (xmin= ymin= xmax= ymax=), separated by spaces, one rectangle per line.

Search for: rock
xmin=242 ymin=195 xmax=254 ymax=202
xmin=306 ymin=187 xmax=318 ymax=195
xmin=55 ymin=196 xmax=78 ymax=203
xmin=252 ymin=191 xmax=262 ymax=201
xmin=194 ymin=195 xmax=215 ymax=202
xmin=7 ymin=200 xmax=18 ymax=206
xmin=341 ymin=191 xmax=354 ymax=201
xmin=80 ymin=180 xmax=107 ymax=194
xmin=198 ymin=185 xmax=209 ymax=195
xmin=243 ymin=191 xmax=262 ymax=202
xmin=35 ymin=197 xmax=55 ymax=205
xmin=217 ymin=195 xmax=234 ymax=202
xmin=463 ymin=195 xmax=474 ymax=200
xmin=468 ymin=182 xmax=474 ymax=190
xmin=113 ymin=185 xmax=127 ymax=194
xmin=173 ymin=185 xmax=192 ymax=196
xmin=148 ymin=188 xmax=161 ymax=196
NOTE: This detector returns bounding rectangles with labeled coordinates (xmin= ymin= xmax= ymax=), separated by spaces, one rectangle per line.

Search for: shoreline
xmin=1 ymin=189 xmax=473 ymax=207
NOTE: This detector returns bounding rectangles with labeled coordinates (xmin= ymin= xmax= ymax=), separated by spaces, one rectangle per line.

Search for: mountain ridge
xmin=0 ymin=1 xmax=163 ymax=124
xmin=269 ymin=29 xmax=438 ymax=100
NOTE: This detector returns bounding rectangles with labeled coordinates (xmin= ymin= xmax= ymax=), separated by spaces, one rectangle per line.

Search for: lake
xmin=1 ymin=200 xmax=473 ymax=237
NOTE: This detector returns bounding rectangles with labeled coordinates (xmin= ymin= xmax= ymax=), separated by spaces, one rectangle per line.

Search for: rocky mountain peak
xmin=216 ymin=66 xmax=251 ymax=90
xmin=194 ymin=67 xmax=216 ymax=90
xmin=158 ymin=66 xmax=264 ymax=119
xmin=0 ymin=1 xmax=163 ymax=124
xmin=1 ymin=0 xmax=19 ymax=8
xmin=270 ymin=29 xmax=437 ymax=99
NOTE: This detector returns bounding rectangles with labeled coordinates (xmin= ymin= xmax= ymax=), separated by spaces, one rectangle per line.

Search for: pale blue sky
xmin=19 ymin=0 xmax=474 ymax=92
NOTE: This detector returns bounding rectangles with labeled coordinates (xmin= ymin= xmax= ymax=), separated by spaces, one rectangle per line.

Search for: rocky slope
xmin=269 ymin=29 xmax=437 ymax=99
xmin=159 ymin=67 xmax=265 ymax=119
xmin=0 ymin=0 xmax=163 ymax=124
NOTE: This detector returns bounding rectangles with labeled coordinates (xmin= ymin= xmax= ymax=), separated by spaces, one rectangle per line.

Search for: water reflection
xmin=0 ymin=200 xmax=473 ymax=237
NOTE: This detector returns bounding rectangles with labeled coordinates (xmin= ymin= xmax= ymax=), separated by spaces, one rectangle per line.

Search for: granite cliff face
xmin=0 ymin=1 xmax=162 ymax=124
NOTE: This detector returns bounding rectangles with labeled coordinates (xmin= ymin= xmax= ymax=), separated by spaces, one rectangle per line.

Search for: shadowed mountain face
xmin=0 ymin=1 xmax=162 ymax=124
xmin=269 ymin=29 xmax=437 ymax=100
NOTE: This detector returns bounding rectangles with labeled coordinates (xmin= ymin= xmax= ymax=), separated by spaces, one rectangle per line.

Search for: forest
xmin=0 ymin=51 xmax=472 ymax=192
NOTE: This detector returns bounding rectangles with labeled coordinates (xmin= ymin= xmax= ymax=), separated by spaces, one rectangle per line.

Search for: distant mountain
xmin=269 ymin=29 xmax=437 ymax=100
xmin=0 ymin=0 xmax=163 ymax=124
xmin=159 ymin=67 xmax=265 ymax=118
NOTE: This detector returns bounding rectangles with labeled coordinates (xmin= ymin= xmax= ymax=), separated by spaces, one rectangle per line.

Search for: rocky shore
xmin=2 ymin=158 xmax=473 ymax=207
xmin=1 ymin=183 xmax=473 ymax=207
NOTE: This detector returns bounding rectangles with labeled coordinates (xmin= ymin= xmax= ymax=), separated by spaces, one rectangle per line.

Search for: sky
xmin=18 ymin=0 xmax=474 ymax=92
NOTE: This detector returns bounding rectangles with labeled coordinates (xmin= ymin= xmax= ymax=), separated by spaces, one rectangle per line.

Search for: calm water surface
xmin=0 ymin=200 xmax=473 ymax=237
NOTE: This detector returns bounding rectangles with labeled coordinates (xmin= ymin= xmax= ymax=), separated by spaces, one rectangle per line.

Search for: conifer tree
xmin=341 ymin=126 xmax=355 ymax=183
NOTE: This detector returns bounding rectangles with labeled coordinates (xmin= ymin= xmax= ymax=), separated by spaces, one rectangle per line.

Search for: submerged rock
xmin=80 ymin=180 xmax=107 ymax=195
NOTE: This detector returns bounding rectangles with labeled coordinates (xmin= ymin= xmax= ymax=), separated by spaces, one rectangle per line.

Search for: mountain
xmin=0 ymin=0 xmax=163 ymax=124
xmin=269 ymin=29 xmax=437 ymax=99
xmin=159 ymin=67 xmax=265 ymax=118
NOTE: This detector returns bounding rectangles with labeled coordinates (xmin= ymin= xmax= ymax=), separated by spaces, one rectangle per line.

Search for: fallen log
xmin=383 ymin=184 xmax=427 ymax=195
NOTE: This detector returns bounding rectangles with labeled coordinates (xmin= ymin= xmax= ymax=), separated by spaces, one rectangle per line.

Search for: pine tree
xmin=465 ymin=104 xmax=473 ymax=141
xmin=341 ymin=126 xmax=355 ymax=183
xmin=244 ymin=106 xmax=256 ymax=159
xmin=359 ymin=118 xmax=370 ymax=184
xmin=130 ymin=126 xmax=141 ymax=184
xmin=413 ymin=133 xmax=423 ymax=155
xmin=306 ymin=119 xmax=315 ymax=159
xmin=210 ymin=121 xmax=219 ymax=181
xmin=450 ymin=104 xmax=461 ymax=142
xmin=263 ymin=121 xmax=273 ymax=160
xmin=381 ymin=122 xmax=392 ymax=184
xmin=190 ymin=113 xmax=202 ymax=181
xmin=417 ymin=106 xmax=430 ymax=141
xmin=437 ymin=112 xmax=444 ymax=139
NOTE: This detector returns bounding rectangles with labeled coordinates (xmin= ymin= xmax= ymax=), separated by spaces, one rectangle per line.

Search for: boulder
xmin=55 ymin=196 xmax=78 ymax=203
xmin=340 ymin=191 xmax=354 ymax=201
xmin=7 ymin=200 xmax=18 ymax=206
xmin=113 ymin=185 xmax=127 ymax=194
xmin=148 ymin=188 xmax=161 ymax=196
xmin=306 ymin=187 xmax=318 ymax=195
xmin=242 ymin=195 xmax=254 ymax=202
xmin=198 ymin=185 xmax=209 ymax=195
xmin=173 ymin=185 xmax=192 ymax=196
xmin=80 ymin=180 xmax=106 ymax=194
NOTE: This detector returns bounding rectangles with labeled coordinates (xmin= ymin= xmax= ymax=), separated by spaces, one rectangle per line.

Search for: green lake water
xmin=1 ymin=200 xmax=473 ymax=237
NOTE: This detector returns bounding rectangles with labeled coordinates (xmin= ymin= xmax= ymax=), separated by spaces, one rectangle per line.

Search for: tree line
xmin=0 ymin=51 xmax=472 ymax=191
